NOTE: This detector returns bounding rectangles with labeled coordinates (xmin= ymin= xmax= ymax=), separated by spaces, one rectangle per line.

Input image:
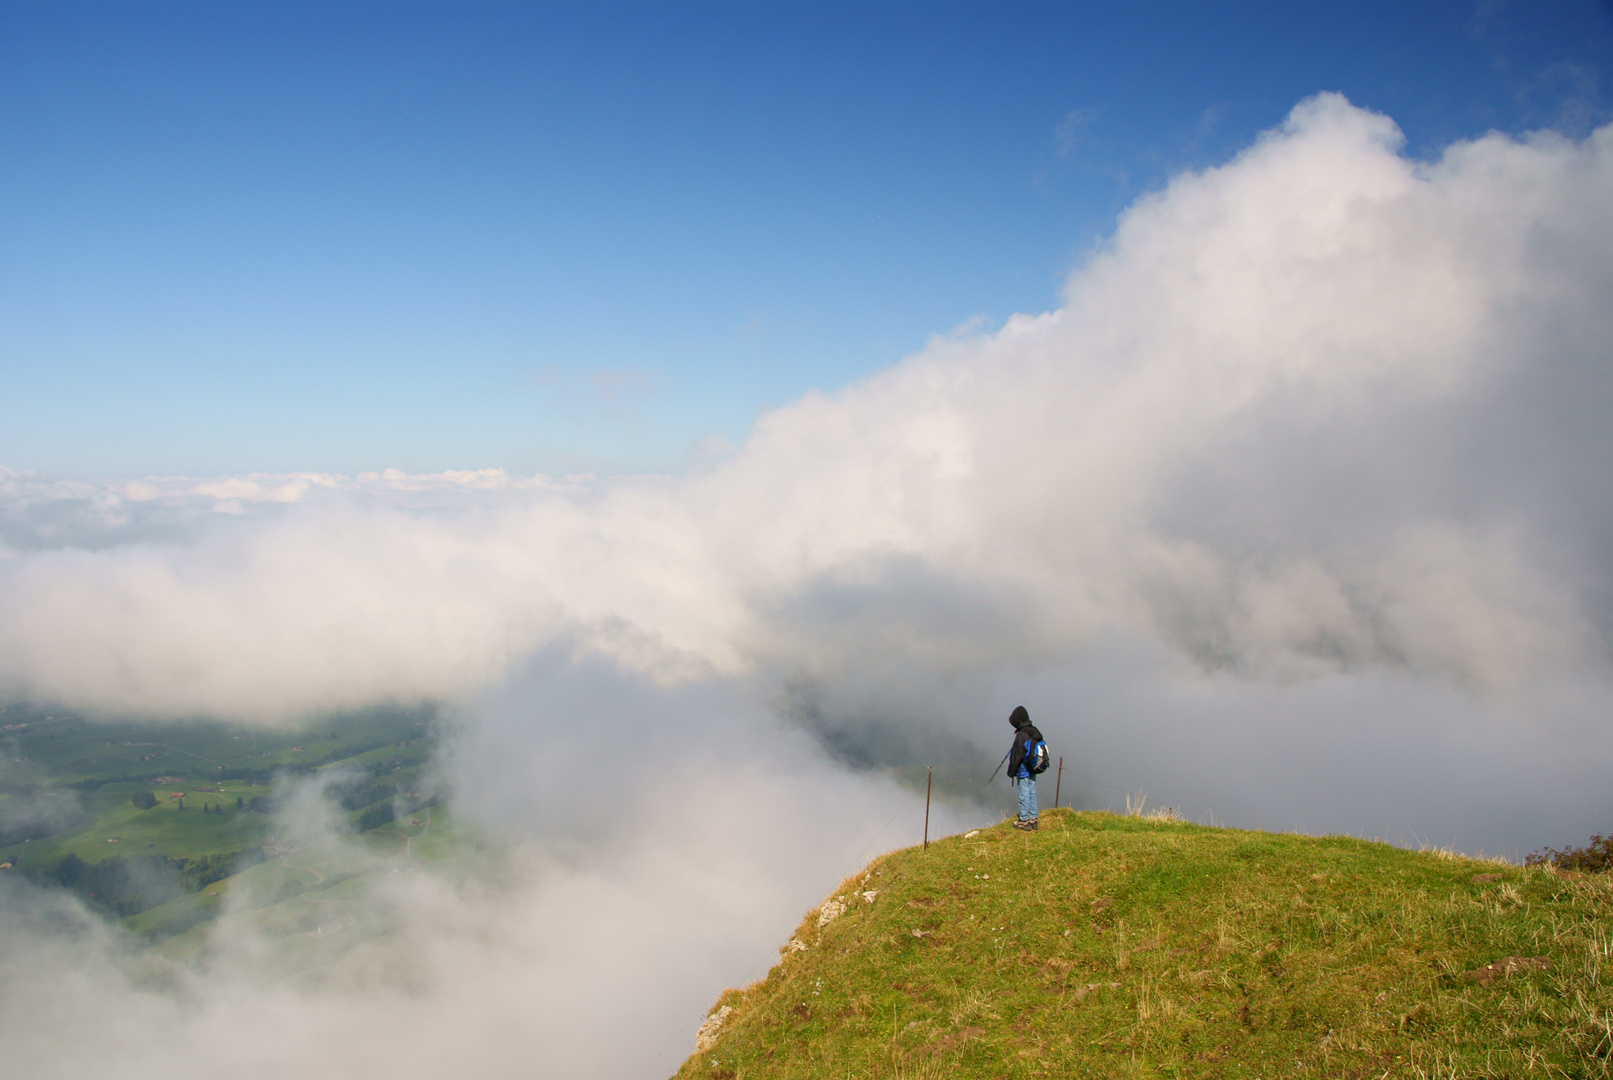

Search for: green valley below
xmin=0 ymin=702 xmax=480 ymax=959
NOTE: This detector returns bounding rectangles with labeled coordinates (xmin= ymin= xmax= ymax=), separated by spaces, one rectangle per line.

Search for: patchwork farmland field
xmin=0 ymin=702 xmax=477 ymax=961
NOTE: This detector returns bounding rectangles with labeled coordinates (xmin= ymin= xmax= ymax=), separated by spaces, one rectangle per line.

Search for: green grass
xmin=0 ymin=705 xmax=435 ymax=867
xmin=0 ymin=703 xmax=432 ymax=791
xmin=676 ymin=808 xmax=1613 ymax=1080
xmin=18 ymin=793 xmax=268 ymax=868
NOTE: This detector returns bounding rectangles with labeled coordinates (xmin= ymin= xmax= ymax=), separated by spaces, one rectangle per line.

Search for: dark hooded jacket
xmin=1006 ymin=705 xmax=1044 ymax=780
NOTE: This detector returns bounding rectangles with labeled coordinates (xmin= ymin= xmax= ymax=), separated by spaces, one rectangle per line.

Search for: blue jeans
xmin=1016 ymin=775 xmax=1037 ymax=821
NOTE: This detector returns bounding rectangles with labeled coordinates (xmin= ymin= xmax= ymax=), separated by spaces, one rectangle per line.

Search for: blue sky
xmin=3 ymin=0 xmax=1610 ymax=478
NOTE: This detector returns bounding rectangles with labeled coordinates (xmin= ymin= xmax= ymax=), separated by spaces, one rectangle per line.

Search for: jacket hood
xmin=1009 ymin=705 xmax=1030 ymax=729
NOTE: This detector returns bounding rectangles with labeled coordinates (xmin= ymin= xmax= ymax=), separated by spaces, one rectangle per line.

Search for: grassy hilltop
xmin=677 ymin=808 xmax=1612 ymax=1080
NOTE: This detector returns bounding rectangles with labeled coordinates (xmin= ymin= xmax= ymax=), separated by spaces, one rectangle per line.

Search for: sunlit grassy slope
xmin=139 ymin=803 xmax=498 ymax=980
xmin=677 ymin=808 xmax=1612 ymax=1079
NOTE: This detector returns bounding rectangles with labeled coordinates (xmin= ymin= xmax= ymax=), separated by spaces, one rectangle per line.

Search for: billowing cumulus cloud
xmin=3 ymin=94 xmax=1613 ymax=1076
xmin=4 ymin=96 xmax=1611 ymax=725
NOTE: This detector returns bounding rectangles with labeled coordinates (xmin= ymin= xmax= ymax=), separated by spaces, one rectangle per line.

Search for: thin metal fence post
xmin=1054 ymin=756 xmax=1063 ymax=809
xmin=923 ymin=766 xmax=932 ymax=850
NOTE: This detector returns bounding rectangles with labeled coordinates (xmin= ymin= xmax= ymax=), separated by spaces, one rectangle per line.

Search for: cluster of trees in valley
xmin=50 ymin=847 xmax=268 ymax=917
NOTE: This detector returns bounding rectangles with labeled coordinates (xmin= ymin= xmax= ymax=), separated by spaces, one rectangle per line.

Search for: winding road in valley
xmin=379 ymin=804 xmax=431 ymax=868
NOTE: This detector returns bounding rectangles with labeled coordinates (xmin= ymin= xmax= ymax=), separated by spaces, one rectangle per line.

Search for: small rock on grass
xmin=695 ymin=1006 xmax=733 ymax=1051
xmin=817 ymin=898 xmax=847 ymax=927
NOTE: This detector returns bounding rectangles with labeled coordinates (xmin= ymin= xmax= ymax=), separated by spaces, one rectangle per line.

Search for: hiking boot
xmin=1014 ymin=818 xmax=1038 ymax=831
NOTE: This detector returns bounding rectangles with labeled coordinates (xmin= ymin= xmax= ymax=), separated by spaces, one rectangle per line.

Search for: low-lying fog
xmin=3 ymin=95 xmax=1612 ymax=1077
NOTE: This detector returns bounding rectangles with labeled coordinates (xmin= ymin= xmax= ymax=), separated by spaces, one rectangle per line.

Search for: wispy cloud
xmin=1053 ymin=104 xmax=1102 ymax=156
xmin=0 ymin=669 xmax=966 ymax=1079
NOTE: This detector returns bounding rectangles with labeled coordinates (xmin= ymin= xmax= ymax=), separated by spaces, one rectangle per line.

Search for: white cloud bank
xmin=3 ymin=94 xmax=1613 ymax=1077
xmin=4 ymin=95 xmax=1611 ymax=725
xmin=6 ymin=93 xmax=1613 ymax=833
xmin=3 ymin=88 xmax=1613 ymax=851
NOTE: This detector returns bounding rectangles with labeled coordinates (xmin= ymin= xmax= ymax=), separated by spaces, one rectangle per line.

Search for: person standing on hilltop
xmin=1006 ymin=705 xmax=1046 ymax=831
